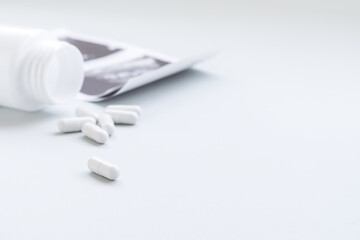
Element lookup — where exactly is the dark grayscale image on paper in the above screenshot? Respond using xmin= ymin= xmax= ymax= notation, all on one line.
xmin=81 ymin=56 xmax=169 ymax=96
xmin=60 ymin=37 xmax=122 ymax=61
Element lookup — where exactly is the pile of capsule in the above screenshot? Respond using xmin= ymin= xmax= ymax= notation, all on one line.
xmin=58 ymin=104 xmax=142 ymax=180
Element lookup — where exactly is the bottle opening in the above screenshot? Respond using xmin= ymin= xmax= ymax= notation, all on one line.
xmin=24 ymin=40 xmax=84 ymax=105
xmin=43 ymin=42 xmax=84 ymax=104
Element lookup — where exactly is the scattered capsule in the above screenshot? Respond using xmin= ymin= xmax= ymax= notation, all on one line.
xmin=105 ymin=109 xmax=139 ymax=125
xmin=106 ymin=105 xmax=142 ymax=116
xmin=88 ymin=157 xmax=120 ymax=180
xmin=58 ymin=117 xmax=96 ymax=133
xmin=76 ymin=106 xmax=99 ymax=119
xmin=82 ymin=122 xmax=109 ymax=144
xmin=98 ymin=113 xmax=115 ymax=135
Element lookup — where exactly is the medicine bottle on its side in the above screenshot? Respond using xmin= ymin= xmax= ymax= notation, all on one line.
xmin=0 ymin=26 xmax=84 ymax=111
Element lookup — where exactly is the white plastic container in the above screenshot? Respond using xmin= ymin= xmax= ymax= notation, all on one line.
xmin=0 ymin=26 xmax=84 ymax=111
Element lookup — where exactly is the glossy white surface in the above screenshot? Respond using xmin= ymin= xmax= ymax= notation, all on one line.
xmin=58 ymin=117 xmax=96 ymax=133
xmin=88 ymin=156 xmax=120 ymax=181
xmin=105 ymin=109 xmax=139 ymax=125
xmin=82 ymin=122 xmax=109 ymax=144
xmin=0 ymin=0 xmax=360 ymax=239
xmin=106 ymin=105 xmax=142 ymax=116
xmin=98 ymin=113 xmax=115 ymax=135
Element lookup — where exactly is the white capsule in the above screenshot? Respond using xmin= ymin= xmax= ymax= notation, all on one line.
xmin=58 ymin=117 xmax=96 ymax=133
xmin=82 ymin=122 xmax=109 ymax=144
xmin=88 ymin=157 xmax=119 ymax=180
xmin=104 ymin=109 xmax=139 ymax=125
xmin=76 ymin=106 xmax=99 ymax=119
xmin=106 ymin=105 xmax=142 ymax=116
xmin=98 ymin=113 xmax=115 ymax=135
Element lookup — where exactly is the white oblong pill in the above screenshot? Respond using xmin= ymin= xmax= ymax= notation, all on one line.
xmin=82 ymin=122 xmax=109 ymax=144
xmin=88 ymin=157 xmax=119 ymax=180
xmin=106 ymin=105 xmax=142 ymax=116
xmin=76 ymin=106 xmax=99 ymax=119
xmin=98 ymin=113 xmax=115 ymax=135
xmin=58 ymin=117 xmax=96 ymax=133
xmin=104 ymin=109 xmax=139 ymax=125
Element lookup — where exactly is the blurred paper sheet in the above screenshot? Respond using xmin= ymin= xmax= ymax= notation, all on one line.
xmin=52 ymin=30 xmax=212 ymax=101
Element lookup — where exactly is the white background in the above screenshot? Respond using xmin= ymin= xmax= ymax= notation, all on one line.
xmin=0 ymin=0 xmax=360 ymax=239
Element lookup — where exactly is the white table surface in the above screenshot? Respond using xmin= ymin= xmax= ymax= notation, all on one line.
xmin=1 ymin=0 xmax=360 ymax=239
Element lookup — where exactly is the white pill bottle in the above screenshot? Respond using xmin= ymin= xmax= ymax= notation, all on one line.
xmin=0 ymin=25 xmax=84 ymax=111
